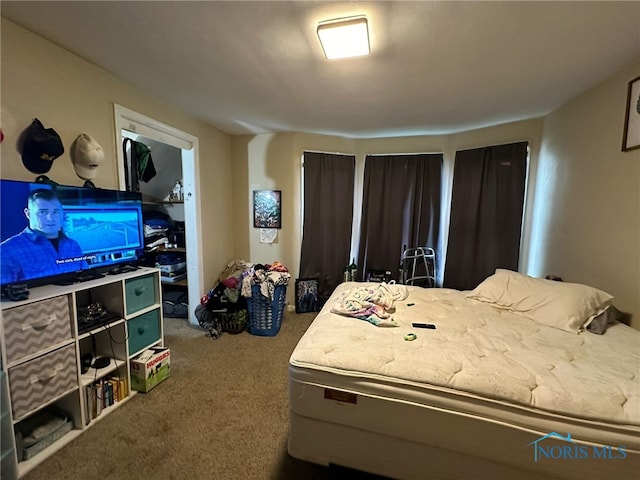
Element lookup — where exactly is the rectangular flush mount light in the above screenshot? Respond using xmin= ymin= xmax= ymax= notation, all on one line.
xmin=317 ymin=16 xmax=370 ymax=60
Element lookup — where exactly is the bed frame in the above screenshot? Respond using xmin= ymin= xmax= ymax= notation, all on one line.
xmin=289 ymin=367 xmax=638 ymax=479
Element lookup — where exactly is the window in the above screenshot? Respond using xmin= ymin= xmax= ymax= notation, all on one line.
xmin=357 ymin=154 xmax=442 ymax=281
xmin=444 ymin=142 xmax=529 ymax=290
xmin=299 ymin=151 xmax=355 ymax=301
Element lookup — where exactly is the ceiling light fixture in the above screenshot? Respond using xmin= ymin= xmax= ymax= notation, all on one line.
xmin=317 ymin=16 xmax=370 ymax=60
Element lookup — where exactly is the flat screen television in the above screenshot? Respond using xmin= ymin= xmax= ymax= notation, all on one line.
xmin=0 ymin=179 xmax=144 ymax=291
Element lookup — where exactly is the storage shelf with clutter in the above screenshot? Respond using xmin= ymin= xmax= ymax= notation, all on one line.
xmin=166 ymin=180 xmax=185 ymax=202
xmin=195 ymin=259 xmax=290 ymax=338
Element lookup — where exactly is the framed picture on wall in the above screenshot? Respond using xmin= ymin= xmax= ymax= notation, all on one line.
xmin=622 ymin=75 xmax=640 ymax=152
xmin=253 ymin=190 xmax=281 ymax=228
xmin=295 ymin=278 xmax=321 ymax=313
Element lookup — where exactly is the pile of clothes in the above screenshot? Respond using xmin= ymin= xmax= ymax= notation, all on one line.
xmin=142 ymin=210 xmax=186 ymax=252
xmin=330 ymin=282 xmax=408 ymax=327
xmin=240 ymin=261 xmax=290 ymax=301
xmin=195 ymin=259 xmax=290 ymax=338
xmin=162 ymin=289 xmax=189 ymax=318
xmin=156 ymin=251 xmax=187 ymax=284
xmin=143 ymin=212 xmax=172 ymax=251
xmin=139 ymin=209 xmax=187 ymax=283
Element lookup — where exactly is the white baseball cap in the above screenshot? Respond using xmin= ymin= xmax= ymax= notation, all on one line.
xmin=71 ymin=133 xmax=104 ymax=180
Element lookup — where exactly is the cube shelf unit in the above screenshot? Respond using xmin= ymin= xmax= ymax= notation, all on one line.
xmin=0 ymin=267 xmax=164 ymax=479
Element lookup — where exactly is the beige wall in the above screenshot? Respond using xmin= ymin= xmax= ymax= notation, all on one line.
xmin=231 ymin=120 xmax=544 ymax=306
xmin=230 ymin=133 xmax=359 ymax=277
xmin=0 ymin=18 xmax=235 ymax=291
xmin=533 ymin=60 xmax=640 ymax=326
xmin=231 ymin=62 xmax=640 ymax=328
xmin=3 ymin=18 xmax=638 ymax=328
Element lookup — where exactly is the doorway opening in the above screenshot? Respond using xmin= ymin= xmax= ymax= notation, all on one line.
xmin=113 ymin=104 xmax=203 ymax=326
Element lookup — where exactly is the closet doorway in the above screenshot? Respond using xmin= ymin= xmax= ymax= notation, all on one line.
xmin=113 ymin=104 xmax=203 ymax=326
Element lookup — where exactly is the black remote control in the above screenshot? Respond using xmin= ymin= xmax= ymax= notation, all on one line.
xmin=412 ymin=323 xmax=436 ymax=329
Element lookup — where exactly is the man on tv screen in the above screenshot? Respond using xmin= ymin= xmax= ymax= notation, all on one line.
xmin=0 ymin=188 xmax=86 ymax=285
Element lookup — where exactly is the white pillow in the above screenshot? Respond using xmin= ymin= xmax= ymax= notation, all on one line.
xmin=466 ymin=269 xmax=613 ymax=334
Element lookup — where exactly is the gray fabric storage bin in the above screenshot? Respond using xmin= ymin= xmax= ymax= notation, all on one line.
xmin=3 ymin=296 xmax=71 ymax=365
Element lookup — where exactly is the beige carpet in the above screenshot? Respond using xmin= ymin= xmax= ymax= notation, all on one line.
xmin=22 ymin=312 xmax=386 ymax=480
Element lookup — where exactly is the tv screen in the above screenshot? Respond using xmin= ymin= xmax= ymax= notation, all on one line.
xmin=0 ymin=179 xmax=144 ymax=289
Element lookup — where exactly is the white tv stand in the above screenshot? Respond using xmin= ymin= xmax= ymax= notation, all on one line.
xmin=0 ymin=267 xmax=164 ymax=479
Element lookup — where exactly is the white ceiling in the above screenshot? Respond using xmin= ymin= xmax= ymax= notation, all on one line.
xmin=2 ymin=1 xmax=639 ymax=138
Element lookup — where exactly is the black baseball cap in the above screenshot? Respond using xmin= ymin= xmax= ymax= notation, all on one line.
xmin=21 ymin=118 xmax=64 ymax=174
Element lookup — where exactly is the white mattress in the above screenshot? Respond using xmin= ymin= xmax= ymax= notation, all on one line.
xmin=289 ymin=282 xmax=640 ymax=450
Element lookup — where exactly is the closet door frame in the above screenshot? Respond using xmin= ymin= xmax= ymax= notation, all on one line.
xmin=113 ymin=103 xmax=203 ymax=326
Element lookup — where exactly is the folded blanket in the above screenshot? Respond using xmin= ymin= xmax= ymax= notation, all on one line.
xmin=330 ymin=282 xmax=408 ymax=327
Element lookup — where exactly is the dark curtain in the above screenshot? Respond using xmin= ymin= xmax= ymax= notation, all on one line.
xmin=357 ymin=154 xmax=442 ymax=282
xmin=299 ymin=151 xmax=355 ymax=301
xmin=443 ymin=141 xmax=528 ymax=290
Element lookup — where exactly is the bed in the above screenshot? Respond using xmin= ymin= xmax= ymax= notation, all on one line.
xmin=288 ymin=270 xmax=640 ymax=480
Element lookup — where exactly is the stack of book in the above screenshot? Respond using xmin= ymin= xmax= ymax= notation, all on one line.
xmin=84 ymin=375 xmax=128 ymax=423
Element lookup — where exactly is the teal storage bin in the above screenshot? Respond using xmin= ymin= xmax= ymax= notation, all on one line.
xmin=128 ymin=309 xmax=161 ymax=355
xmin=125 ymin=274 xmax=158 ymax=315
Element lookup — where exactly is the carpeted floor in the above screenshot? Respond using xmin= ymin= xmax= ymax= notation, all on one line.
xmin=21 ymin=312 xmax=387 ymax=480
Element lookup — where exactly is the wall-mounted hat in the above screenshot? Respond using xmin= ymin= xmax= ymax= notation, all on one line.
xmin=71 ymin=133 xmax=104 ymax=180
xmin=21 ymin=118 xmax=64 ymax=174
